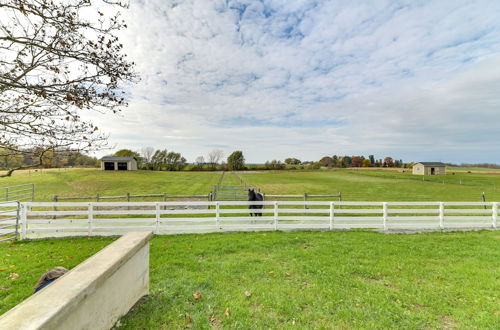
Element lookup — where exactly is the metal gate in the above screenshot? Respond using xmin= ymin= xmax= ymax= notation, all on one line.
xmin=212 ymin=184 xmax=256 ymax=201
xmin=0 ymin=201 xmax=20 ymax=242
xmin=0 ymin=183 xmax=35 ymax=202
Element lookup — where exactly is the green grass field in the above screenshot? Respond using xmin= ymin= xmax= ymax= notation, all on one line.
xmin=1 ymin=231 xmax=499 ymax=329
xmin=2 ymin=168 xmax=500 ymax=202
xmin=1 ymin=169 xmax=500 ymax=328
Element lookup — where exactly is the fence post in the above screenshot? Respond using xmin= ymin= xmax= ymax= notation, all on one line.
xmin=216 ymin=202 xmax=220 ymax=231
xmin=382 ymin=202 xmax=388 ymax=231
xmin=20 ymin=203 xmax=27 ymax=240
xmin=155 ymin=202 xmax=160 ymax=234
xmin=492 ymin=202 xmax=498 ymax=229
xmin=52 ymin=195 xmax=57 ymax=219
xmin=304 ymin=193 xmax=308 ymax=210
xmin=14 ymin=201 xmax=20 ymax=240
xmin=127 ymin=192 xmax=130 ymax=211
xmin=88 ymin=202 xmax=93 ymax=237
xmin=274 ymin=201 xmax=278 ymax=230
xmin=329 ymin=202 xmax=334 ymax=230
xmin=31 ymin=184 xmax=35 ymax=201
xmin=5 ymin=186 xmax=8 ymax=201
xmin=439 ymin=202 xmax=444 ymax=230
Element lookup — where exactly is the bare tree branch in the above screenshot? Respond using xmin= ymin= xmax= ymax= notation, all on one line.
xmin=0 ymin=0 xmax=137 ymax=176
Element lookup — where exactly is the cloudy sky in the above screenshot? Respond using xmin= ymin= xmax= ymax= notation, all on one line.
xmin=89 ymin=0 xmax=500 ymax=163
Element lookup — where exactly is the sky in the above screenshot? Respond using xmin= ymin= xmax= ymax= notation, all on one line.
xmin=87 ymin=0 xmax=500 ymax=163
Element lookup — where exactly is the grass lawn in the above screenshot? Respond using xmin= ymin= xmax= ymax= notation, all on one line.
xmin=0 ymin=169 xmax=222 ymax=202
xmin=1 ymin=168 xmax=500 ymax=202
xmin=1 ymin=231 xmax=499 ymax=329
xmin=237 ymin=170 xmax=500 ymax=201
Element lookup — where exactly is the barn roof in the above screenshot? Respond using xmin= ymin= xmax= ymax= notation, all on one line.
xmin=100 ymin=156 xmax=136 ymax=161
xmin=417 ymin=162 xmax=446 ymax=166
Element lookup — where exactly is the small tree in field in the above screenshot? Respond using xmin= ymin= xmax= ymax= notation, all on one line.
xmin=284 ymin=157 xmax=301 ymax=165
xmin=384 ymin=157 xmax=394 ymax=167
xmin=207 ymin=149 xmax=224 ymax=170
xmin=141 ymin=147 xmax=155 ymax=164
xmin=227 ymin=151 xmax=245 ymax=170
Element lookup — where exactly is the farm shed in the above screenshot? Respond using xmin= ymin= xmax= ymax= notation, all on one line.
xmin=100 ymin=156 xmax=138 ymax=171
xmin=412 ymin=162 xmax=446 ymax=175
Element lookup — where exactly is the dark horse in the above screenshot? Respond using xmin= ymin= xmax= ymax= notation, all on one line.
xmin=248 ymin=188 xmax=264 ymax=216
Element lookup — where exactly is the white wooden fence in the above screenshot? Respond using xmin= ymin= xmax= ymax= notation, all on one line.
xmin=0 ymin=201 xmax=19 ymax=241
xmin=17 ymin=201 xmax=498 ymax=239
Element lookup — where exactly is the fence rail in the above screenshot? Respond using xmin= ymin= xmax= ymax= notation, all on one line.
xmin=0 ymin=183 xmax=34 ymax=202
xmin=53 ymin=193 xmax=210 ymax=203
xmin=18 ymin=201 xmax=498 ymax=239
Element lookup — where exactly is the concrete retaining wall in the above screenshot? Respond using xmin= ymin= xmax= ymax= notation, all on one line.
xmin=0 ymin=231 xmax=152 ymax=330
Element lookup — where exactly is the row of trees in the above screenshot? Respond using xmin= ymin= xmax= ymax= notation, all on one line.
xmin=111 ymin=148 xmax=246 ymax=171
xmin=317 ymin=155 xmax=406 ymax=168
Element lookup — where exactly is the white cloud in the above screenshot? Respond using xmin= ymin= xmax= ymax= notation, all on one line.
xmin=86 ymin=0 xmax=500 ymax=163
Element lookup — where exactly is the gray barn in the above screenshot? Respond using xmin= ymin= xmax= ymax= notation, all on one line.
xmin=412 ymin=162 xmax=446 ymax=175
xmin=100 ymin=156 xmax=138 ymax=171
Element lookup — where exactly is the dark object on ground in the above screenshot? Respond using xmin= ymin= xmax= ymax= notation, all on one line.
xmin=34 ymin=267 xmax=68 ymax=293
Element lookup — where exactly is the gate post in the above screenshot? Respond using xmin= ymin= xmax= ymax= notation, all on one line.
xmin=14 ymin=201 xmax=20 ymax=240
xmin=20 ymin=203 xmax=27 ymax=240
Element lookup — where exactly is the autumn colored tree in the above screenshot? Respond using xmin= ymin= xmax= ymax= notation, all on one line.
xmin=384 ymin=157 xmax=394 ymax=167
xmin=362 ymin=159 xmax=372 ymax=167
xmin=319 ymin=156 xmax=333 ymax=167
xmin=0 ymin=0 xmax=137 ymax=176
xmin=351 ymin=156 xmax=363 ymax=167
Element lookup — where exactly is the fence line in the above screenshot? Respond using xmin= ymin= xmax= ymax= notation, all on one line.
xmin=18 ymin=201 xmax=498 ymax=239
xmin=52 ymin=193 xmax=210 ymax=203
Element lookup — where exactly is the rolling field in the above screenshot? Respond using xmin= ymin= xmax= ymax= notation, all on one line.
xmin=1 ymin=169 xmax=499 ymax=328
xmin=1 ymin=168 xmax=500 ymax=202
xmin=1 ymin=231 xmax=499 ymax=328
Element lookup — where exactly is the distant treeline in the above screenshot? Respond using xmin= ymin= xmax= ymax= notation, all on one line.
xmin=450 ymin=163 xmax=500 ymax=169
xmin=0 ymin=148 xmax=99 ymax=170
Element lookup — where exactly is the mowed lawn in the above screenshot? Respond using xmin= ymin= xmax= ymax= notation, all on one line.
xmin=238 ymin=170 xmax=500 ymax=201
xmin=2 ymin=168 xmax=500 ymax=202
xmin=0 ymin=169 xmax=221 ymax=201
xmin=1 ymin=231 xmax=499 ymax=328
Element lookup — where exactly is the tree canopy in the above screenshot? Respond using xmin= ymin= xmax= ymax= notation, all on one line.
xmin=227 ymin=151 xmax=245 ymax=170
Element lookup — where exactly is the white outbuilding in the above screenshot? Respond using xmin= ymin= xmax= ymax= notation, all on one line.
xmin=100 ymin=156 xmax=138 ymax=171
xmin=412 ymin=162 xmax=446 ymax=175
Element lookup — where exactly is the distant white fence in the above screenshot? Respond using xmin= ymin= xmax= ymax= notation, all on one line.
xmin=17 ymin=201 xmax=498 ymax=239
